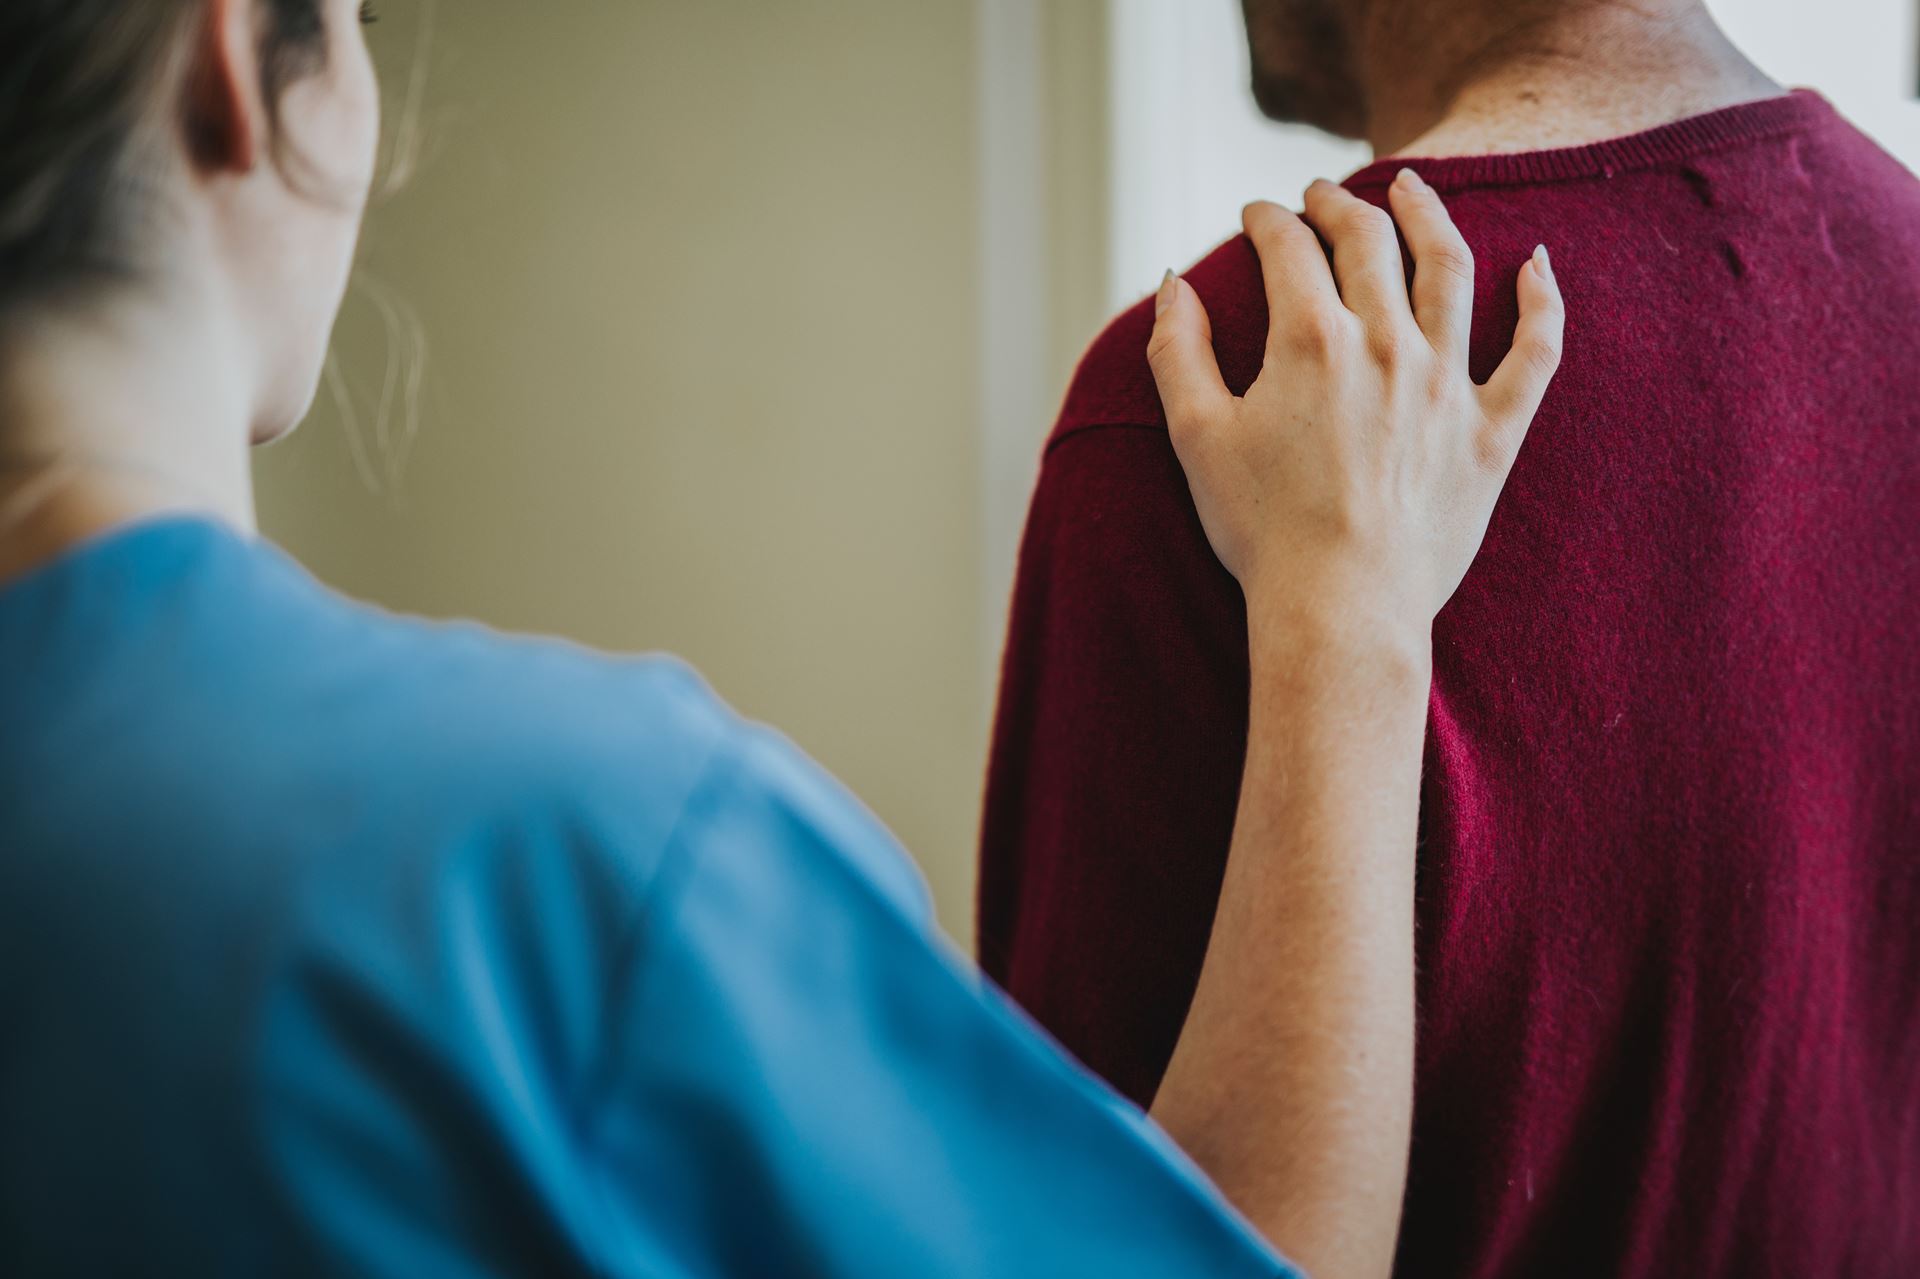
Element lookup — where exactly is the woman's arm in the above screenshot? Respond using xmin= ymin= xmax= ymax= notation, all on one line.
xmin=1145 ymin=172 xmax=1566 ymax=1279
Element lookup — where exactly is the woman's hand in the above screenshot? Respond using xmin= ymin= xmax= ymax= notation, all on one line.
xmin=1144 ymin=173 xmax=1564 ymax=1279
xmin=1147 ymin=170 xmax=1563 ymax=642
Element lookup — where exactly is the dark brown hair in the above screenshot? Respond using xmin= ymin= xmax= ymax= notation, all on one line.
xmin=0 ymin=0 xmax=331 ymax=311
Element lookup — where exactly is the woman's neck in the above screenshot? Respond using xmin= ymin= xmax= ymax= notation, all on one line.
xmin=0 ymin=289 xmax=258 ymax=585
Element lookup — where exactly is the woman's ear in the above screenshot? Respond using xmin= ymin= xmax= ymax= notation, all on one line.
xmin=183 ymin=0 xmax=267 ymax=173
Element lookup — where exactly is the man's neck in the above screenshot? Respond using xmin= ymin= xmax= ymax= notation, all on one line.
xmin=1359 ymin=1 xmax=1782 ymax=159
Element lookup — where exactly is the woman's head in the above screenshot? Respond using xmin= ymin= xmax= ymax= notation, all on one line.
xmin=0 ymin=0 xmax=380 ymax=442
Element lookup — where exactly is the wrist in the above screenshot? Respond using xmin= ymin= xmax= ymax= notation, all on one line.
xmin=1244 ymin=588 xmax=1434 ymax=695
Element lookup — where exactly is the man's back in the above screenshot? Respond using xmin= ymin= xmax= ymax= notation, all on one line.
xmin=982 ymin=91 xmax=1920 ymax=1276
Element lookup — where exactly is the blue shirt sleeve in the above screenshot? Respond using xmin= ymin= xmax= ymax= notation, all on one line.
xmin=582 ymin=722 xmax=1297 ymax=1278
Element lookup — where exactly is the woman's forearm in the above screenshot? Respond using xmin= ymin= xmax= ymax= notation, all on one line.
xmin=1140 ymin=173 xmax=1562 ymax=1277
xmin=1151 ymin=596 xmax=1429 ymax=1279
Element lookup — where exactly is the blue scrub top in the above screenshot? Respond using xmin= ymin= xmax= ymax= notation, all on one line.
xmin=0 ymin=518 xmax=1294 ymax=1278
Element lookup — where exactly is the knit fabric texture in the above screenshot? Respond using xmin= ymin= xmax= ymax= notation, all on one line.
xmin=980 ymin=90 xmax=1920 ymax=1277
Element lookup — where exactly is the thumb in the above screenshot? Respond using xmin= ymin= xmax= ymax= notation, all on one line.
xmin=1146 ymin=272 xmax=1231 ymax=449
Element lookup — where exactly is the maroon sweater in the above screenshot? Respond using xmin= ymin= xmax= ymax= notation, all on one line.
xmin=981 ymin=91 xmax=1920 ymax=1276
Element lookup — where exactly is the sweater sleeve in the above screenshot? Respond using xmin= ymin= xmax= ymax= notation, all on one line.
xmin=977 ymin=423 xmax=1255 ymax=1108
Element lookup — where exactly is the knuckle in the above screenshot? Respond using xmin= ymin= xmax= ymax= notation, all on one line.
xmin=1145 ymin=326 xmax=1180 ymax=368
xmin=1521 ymin=334 xmax=1563 ymax=378
xmin=1364 ymin=319 xmax=1405 ymax=365
xmin=1284 ymin=308 xmax=1346 ymax=358
xmin=1342 ymin=202 xmax=1395 ymax=242
xmin=1426 ymin=240 xmax=1475 ymax=284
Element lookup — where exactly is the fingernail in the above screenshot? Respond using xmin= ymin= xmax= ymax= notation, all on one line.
xmin=1155 ymin=269 xmax=1178 ymax=317
xmin=1395 ymin=166 xmax=1428 ymax=192
xmin=1532 ymin=244 xmax=1553 ymax=281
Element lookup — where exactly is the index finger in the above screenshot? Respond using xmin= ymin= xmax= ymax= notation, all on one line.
xmin=1241 ymin=200 xmax=1344 ymax=358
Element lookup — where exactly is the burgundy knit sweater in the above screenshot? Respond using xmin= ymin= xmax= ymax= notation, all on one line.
xmin=980 ymin=91 xmax=1920 ymax=1276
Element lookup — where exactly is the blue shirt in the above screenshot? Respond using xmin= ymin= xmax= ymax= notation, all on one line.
xmin=0 ymin=518 xmax=1292 ymax=1278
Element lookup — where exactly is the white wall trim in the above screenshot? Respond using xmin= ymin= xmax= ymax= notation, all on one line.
xmin=1106 ymin=0 xmax=1194 ymax=311
xmin=976 ymin=0 xmax=1051 ymax=703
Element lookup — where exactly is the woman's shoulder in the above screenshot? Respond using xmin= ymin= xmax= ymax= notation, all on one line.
xmin=29 ymin=521 xmax=754 ymax=878
xmin=349 ymin=614 xmax=935 ymax=932
xmin=262 ymin=567 xmax=745 ymax=855
xmin=7 ymin=515 xmax=935 ymax=959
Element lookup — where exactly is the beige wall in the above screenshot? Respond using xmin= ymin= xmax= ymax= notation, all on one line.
xmin=257 ymin=2 xmax=1000 ymax=938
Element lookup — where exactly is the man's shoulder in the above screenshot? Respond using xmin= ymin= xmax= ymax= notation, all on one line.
xmin=1051 ymin=234 xmax=1271 ymax=451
